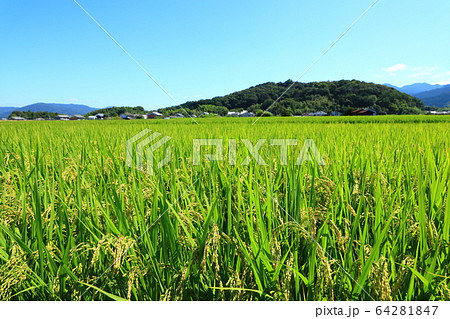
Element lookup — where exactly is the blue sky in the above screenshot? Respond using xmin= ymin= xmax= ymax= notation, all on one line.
xmin=1 ymin=0 xmax=449 ymax=109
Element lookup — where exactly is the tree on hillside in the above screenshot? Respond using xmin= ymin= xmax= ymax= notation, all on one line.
xmin=85 ymin=106 xmax=149 ymax=117
xmin=9 ymin=110 xmax=58 ymax=119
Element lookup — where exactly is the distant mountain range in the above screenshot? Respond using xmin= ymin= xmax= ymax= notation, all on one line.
xmin=384 ymin=83 xmax=444 ymax=96
xmin=0 ymin=103 xmax=98 ymax=118
xmin=0 ymin=107 xmax=21 ymax=118
xmin=414 ymin=85 xmax=450 ymax=108
xmin=385 ymin=83 xmax=450 ymax=108
xmin=1 ymin=81 xmax=449 ymax=118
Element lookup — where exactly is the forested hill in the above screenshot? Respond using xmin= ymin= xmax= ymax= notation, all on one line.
xmin=85 ymin=106 xmax=149 ymax=117
xmin=162 ymin=80 xmax=424 ymax=116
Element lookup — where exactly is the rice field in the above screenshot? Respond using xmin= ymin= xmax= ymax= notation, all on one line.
xmin=0 ymin=115 xmax=449 ymax=301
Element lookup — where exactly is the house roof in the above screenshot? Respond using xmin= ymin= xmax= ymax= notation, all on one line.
xmin=352 ymin=108 xmax=376 ymax=114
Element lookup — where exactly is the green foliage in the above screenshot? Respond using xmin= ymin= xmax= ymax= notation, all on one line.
xmin=9 ymin=110 xmax=58 ymax=119
xmin=255 ymin=110 xmax=273 ymax=117
xmin=162 ymin=80 xmax=424 ymax=116
xmin=197 ymin=105 xmax=229 ymax=116
xmin=161 ymin=104 xmax=229 ymax=117
xmin=85 ymin=106 xmax=149 ymax=117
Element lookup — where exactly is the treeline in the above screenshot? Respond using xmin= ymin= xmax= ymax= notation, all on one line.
xmin=85 ymin=106 xmax=148 ymax=117
xmin=161 ymin=80 xmax=425 ymax=116
xmin=9 ymin=110 xmax=58 ymax=119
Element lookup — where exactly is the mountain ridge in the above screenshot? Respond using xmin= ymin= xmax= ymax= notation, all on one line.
xmin=0 ymin=103 xmax=97 ymax=118
xmin=384 ymin=83 xmax=444 ymax=96
xmin=0 ymin=107 xmax=20 ymax=118
xmin=414 ymin=85 xmax=450 ymax=108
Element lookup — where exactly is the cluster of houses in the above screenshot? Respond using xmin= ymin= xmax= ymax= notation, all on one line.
xmin=428 ymin=110 xmax=450 ymax=115
xmin=120 ymin=110 xmax=257 ymax=120
xmin=226 ymin=110 xmax=256 ymax=117
xmin=1 ymin=108 xmax=395 ymax=121
xmin=300 ymin=108 xmax=376 ymax=117
xmin=56 ymin=114 xmax=105 ymax=120
xmin=120 ymin=111 xmax=177 ymax=120
xmin=4 ymin=113 xmax=105 ymax=121
xmin=303 ymin=111 xmax=329 ymax=116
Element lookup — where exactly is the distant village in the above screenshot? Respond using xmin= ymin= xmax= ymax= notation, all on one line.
xmin=2 ymin=107 xmax=449 ymax=121
xmin=2 ymin=108 xmax=378 ymax=121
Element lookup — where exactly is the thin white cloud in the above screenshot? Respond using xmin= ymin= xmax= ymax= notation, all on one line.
xmin=432 ymin=71 xmax=450 ymax=79
xmin=432 ymin=81 xmax=450 ymax=85
xmin=382 ymin=64 xmax=449 ymax=83
xmin=410 ymin=66 xmax=438 ymax=78
xmin=386 ymin=64 xmax=408 ymax=73
xmin=383 ymin=64 xmax=408 ymax=75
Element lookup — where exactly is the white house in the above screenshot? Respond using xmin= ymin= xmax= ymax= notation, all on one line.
xmin=120 ymin=113 xmax=140 ymax=120
xmin=310 ymin=111 xmax=327 ymax=116
xmin=171 ymin=113 xmax=185 ymax=118
xmin=239 ymin=110 xmax=255 ymax=117
xmin=56 ymin=114 xmax=70 ymax=120
xmin=430 ymin=111 xmax=450 ymax=115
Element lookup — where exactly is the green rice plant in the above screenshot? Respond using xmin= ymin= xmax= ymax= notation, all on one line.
xmin=0 ymin=115 xmax=448 ymax=300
